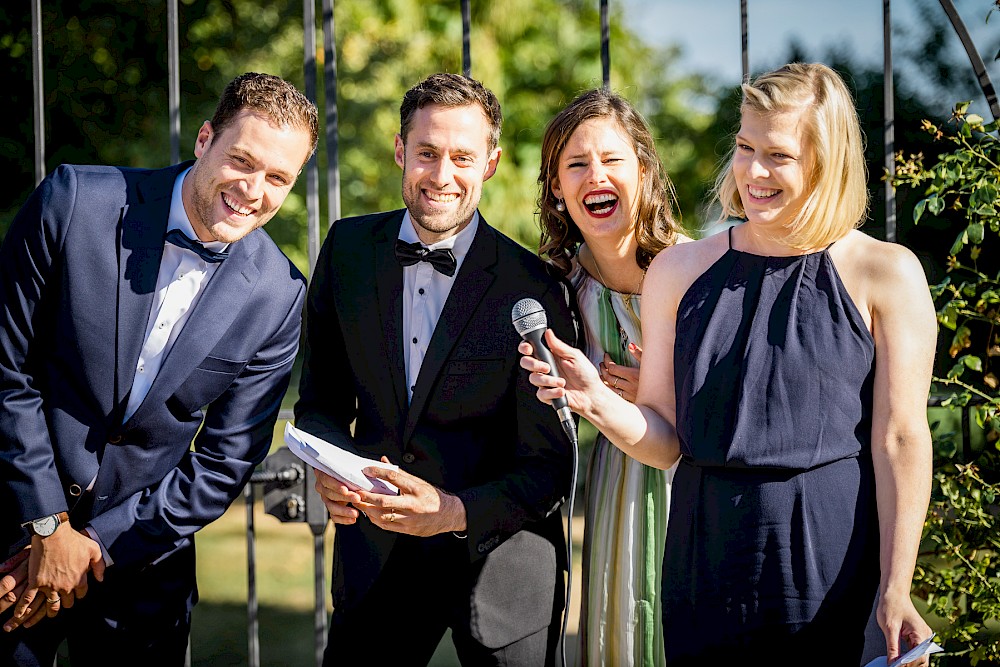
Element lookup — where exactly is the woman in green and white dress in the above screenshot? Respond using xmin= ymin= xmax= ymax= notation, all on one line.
xmin=536 ymin=88 xmax=687 ymax=665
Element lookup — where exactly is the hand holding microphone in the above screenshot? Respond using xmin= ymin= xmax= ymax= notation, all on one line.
xmin=512 ymin=297 xmax=591 ymax=446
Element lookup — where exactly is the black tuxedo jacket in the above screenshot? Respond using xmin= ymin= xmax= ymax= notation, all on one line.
xmin=0 ymin=163 xmax=306 ymax=569
xmin=294 ymin=209 xmax=576 ymax=648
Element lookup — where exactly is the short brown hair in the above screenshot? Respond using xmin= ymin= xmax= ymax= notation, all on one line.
xmin=713 ymin=62 xmax=868 ymax=249
xmin=537 ymin=88 xmax=681 ymax=277
xmin=399 ymin=73 xmax=503 ymax=153
xmin=211 ymin=72 xmax=319 ymax=163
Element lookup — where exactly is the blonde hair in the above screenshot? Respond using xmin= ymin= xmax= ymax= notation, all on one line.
xmin=714 ymin=62 xmax=869 ymax=249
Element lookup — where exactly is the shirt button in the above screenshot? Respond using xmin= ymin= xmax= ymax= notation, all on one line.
xmin=412 ymin=337 xmax=418 ymax=344
xmin=402 ymin=453 xmax=416 ymax=464
xmin=138 ymin=366 xmax=145 ymax=373
xmin=179 ymin=273 xmax=185 ymax=279
xmin=418 ymin=288 xmax=425 ymax=295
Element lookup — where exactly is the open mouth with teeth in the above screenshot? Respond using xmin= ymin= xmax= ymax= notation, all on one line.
xmin=222 ymin=192 xmax=254 ymax=217
xmin=747 ymin=185 xmax=780 ymax=201
xmin=425 ymin=191 xmax=460 ymax=205
xmin=583 ymin=192 xmax=619 ymax=217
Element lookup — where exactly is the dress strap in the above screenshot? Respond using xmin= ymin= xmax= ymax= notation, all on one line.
xmin=727 ymin=225 xmax=734 ymax=249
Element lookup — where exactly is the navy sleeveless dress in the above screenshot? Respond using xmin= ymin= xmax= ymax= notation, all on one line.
xmin=664 ymin=227 xmax=881 ymax=664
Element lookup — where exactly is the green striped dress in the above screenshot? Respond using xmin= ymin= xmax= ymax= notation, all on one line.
xmin=572 ymin=258 xmax=676 ymax=666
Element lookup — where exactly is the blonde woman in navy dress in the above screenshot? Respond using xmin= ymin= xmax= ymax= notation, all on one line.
xmin=519 ymin=63 xmax=935 ymax=665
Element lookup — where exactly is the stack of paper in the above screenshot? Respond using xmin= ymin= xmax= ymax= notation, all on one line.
xmin=284 ymin=422 xmax=399 ymax=495
xmin=863 ymin=635 xmax=944 ymax=667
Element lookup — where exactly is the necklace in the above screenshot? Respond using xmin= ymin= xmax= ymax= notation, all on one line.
xmin=590 ymin=256 xmax=645 ymax=351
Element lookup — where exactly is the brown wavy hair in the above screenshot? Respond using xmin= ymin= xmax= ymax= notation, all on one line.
xmin=537 ymin=88 xmax=680 ymax=277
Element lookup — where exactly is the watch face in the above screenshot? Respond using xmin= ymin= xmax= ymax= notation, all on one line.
xmin=32 ymin=514 xmax=59 ymax=537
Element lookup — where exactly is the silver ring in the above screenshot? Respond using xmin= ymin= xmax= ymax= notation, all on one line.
xmin=46 ymin=596 xmax=60 ymax=605
xmin=613 ymin=377 xmax=619 ymax=389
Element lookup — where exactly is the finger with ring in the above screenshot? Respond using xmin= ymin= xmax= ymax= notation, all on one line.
xmin=388 ymin=512 xmax=395 ymax=522
xmin=612 ymin=377 xmax=619 ymax=389
xmin=46 ymin=595 xmax=60 ymax=605
xmin=617 ymin=389 xmax=623 ymax=398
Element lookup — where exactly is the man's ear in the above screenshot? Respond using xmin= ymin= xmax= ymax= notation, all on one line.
xmin=482 ymin=146 xmax=502 ymax=182
xmin=394 ymin=135 xmax=405 ymax=170
xmin=193 ymin=121 xmax=213 ymax=159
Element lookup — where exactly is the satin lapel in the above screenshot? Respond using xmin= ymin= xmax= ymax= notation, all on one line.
xmin=114 ymin=168 xmax=179 ymax=415
xmin=403 ymin=221 xmax=498 ymax=444
xmin=373 ymin=214 xmax=408 ymax=417
xmin=125 ymin=231 xmax=261 ymax=426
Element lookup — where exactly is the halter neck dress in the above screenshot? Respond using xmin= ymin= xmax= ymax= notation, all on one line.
xmin=664 ymin=227 xmax=880 ymax=664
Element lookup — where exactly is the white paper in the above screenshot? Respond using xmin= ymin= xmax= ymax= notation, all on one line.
xmin=283 ymin=422 xmax=399 ymax=495
xmin=863 ymin=635 xmax=944 ymax=667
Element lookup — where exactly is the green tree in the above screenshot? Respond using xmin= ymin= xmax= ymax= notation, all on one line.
xmin=1 ymin=0 xmax=722 ymax=274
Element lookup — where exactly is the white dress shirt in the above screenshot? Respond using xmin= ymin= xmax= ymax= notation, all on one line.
xmin=399 ymin=211 xmax=479 ymax=403
xmin=122 ymin=167 xmax=228 ymax=422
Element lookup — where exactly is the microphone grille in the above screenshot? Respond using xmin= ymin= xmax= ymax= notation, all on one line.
xmin=511 ymin=297 xmax=547 ymax=336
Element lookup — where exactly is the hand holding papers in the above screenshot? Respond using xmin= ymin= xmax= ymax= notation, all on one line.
xmin=284 ymin=422 xmax=399 ymax=495
xmin=863 ymin=635 xmax=944 ymax=667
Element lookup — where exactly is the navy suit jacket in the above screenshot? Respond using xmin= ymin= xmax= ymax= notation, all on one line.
xmin=294 ymin=210 xmax=576 ymax=648
xmin=0 ymin=163 xmax=306 ymax=569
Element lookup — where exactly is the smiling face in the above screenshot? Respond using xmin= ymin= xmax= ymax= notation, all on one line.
xmin=395 ymin=103 xmax=501 ymax=244
xmin=732 ymin=106 xmax=814 ymax=233
xmin=183 ymin=109 xmax=312 ymax=244
xmin=551 ymin=117 xmax=642 ymax=247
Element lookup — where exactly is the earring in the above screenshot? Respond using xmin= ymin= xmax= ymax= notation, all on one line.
xmin=555 ymin=198 xmax=565 ymax=212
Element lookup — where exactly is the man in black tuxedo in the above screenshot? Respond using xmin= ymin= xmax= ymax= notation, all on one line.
xmin=294 ymin=73 xmax=575 ymax=665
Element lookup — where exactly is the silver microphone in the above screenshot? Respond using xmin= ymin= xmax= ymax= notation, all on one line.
xmin=512 ymin=298 xmax=578 ymax=446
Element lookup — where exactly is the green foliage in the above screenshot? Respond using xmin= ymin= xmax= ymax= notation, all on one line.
xmin=0 ymin=0 xmax=723 ymax=276
xmin=892 ymin=103 xmax=1000 ymax=664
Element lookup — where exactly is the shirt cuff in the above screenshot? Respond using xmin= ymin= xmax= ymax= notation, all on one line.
xmin=83 ymin=526 xmax=114 ymax=567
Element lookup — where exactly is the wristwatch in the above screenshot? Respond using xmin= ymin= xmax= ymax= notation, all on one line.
xmin=22 ymin=511 xmax=70 ymax=538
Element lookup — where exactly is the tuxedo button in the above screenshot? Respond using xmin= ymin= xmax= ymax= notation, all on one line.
xmin=401 ymin=453 xmax=416 ymax=464
xmin=108 ymin=434 xmax=123 ymax=444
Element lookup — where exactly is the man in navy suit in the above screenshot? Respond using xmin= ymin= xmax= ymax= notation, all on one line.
xmin=295 ymin=73 xmax=575 ymax=665
xmin=0 ymin=72 xmax=316 ymax=665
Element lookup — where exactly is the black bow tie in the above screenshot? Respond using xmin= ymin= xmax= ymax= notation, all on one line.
xmin=394 ymin=239 xmax=457 ymax=277
xmin=164 ymin=229 xmax=229 ymax=263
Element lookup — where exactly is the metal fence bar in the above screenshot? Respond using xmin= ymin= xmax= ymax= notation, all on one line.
xmin=31 ymin=0 xmax=44 ymax=186
xmin=322 ymin=0 xmax=341 ymax=230
xmin=740 ymin=0 xmax=749 ymax=83
xmin=883 ymin=0 xmax=896 ymax=243
xmin=600 ymin=0 xmax=610 ymax=90
xmin=938 ymin=0 xmax=1000 ymax=123
xmin=245 ymin=483 xmax=261 ymax=667
xmin=461 ymin=0 xmax=471 ymax=77
xmin=167 ymin=0 xmax=181 ymax=165
xmin=304 ymin=0 xmax=321 ymax=275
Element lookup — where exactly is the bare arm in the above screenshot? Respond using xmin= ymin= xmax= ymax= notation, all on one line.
xmin=867 ymin=242 xmax=936 ymax=663
xmin=520 ymin=242 xmax=710 ymax=469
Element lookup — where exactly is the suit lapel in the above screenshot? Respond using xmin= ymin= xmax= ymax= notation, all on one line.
xmin=373 ymin=214 xmax=408 ymax=418
xmin=114 ymin=166 xmax=183 ymax=417
xmin=403 ymin=219 xmax=498 ymax=444
xmin=126 ymin=232 xmax=261 ymax=425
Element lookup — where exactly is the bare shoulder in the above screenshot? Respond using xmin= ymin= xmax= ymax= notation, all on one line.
xmin=836 ymin=230 xmax=927 ymax=292
xmin=647 ymin=227 xmax=730 ymax=306
xmin=833 ymin=230 xmax=934 ymax=332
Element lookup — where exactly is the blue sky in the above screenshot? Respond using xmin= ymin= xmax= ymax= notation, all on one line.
xmin=619 ymin=0 xmax=1000 ymax=117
